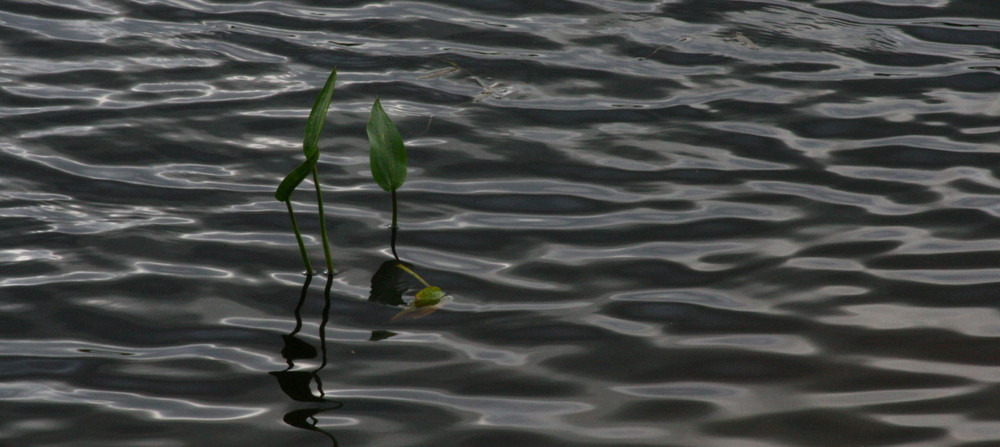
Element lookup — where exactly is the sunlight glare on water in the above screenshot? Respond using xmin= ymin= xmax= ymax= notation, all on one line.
xmin=2 ymin=0 xmax=1000 ymax=446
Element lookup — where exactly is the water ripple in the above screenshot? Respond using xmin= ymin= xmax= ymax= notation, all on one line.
xmin=0 ymin=381 xmax=266 ymax=421
xmin=321 ymin=388 xmax=591 ymax=428
xmin=0 ymin=142 xmax=269 ymax=192
xmin=4 ymin=0 xmax=1000 ymax=446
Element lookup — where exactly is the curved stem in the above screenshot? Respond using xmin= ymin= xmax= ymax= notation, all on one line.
xmin=390 ymin=189 xmax=399 ymax=261
xmin=291 ymin=274 xmax=313 ymax=337
xmin=285 ymin=201 xmax=313 ymax=274
xmin=394 ymin=263 xmax=431 ymax=288
xmin=311 ymin=168 xmax=335 ymax=275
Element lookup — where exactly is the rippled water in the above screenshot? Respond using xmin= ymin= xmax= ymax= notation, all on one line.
xmin=3 ymin=0 xmax=1000 ymax=446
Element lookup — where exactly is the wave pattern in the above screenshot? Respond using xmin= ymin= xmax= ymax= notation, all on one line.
xmin=2 ymin=0 xmax=1000 ymax=446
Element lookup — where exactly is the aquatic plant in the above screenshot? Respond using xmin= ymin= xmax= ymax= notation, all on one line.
xmin=368 ymin=258 xmax=448 ymax=322
xmin=272 ymin=75 xmax=448 ymax=320
xmin=363 ymin=98 xmax=449 ymax=319
xmin=393 ymin=263 xmax=443 ymax=306
xmin=275 ymin=69 xmax=338 ymax=275
xmin=390 ymin=268 xmax=448 ymax=322
xmin=366 ymin=97 xmax=407 ymax=261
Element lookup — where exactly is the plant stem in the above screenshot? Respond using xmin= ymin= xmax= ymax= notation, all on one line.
xmin=390 ymin=188 xmax=399 ymax=261
xmin=311 ymin=168 xmax=335 ymax=275
xmin=291 ymin=273 xmax=313 ymax=337
xmin=395 ymin=263 xmax=431 ymax=288
xmin=285 ymin=201 xmax=313 ymax=274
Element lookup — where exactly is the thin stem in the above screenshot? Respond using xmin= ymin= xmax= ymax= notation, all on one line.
xmin=286 ymin=201 xmax=313 ymax=274
xmin=290 ymin=274 xmax=313 ymax=337
xmin=395 ymin=263 xmax=431 ymax=288
xmin=311 ymin=168 xmax=335 ymax=275
xmin=390 ymin=189 xmax=399 ymax=261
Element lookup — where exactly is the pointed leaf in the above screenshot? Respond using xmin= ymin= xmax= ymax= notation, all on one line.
xmin=303 ymin=69 xmax=337 ymax=159
xmin=367 ymin=98 xmax=407 ymax=192
xmin=274 ymin=152 xmax=319 ymax=201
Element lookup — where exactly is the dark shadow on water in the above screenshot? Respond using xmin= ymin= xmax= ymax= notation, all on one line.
xmin=368 ymin=258 xmax=450 ymax=327
xmin=271 ymin=274 xmax=343 ymax=446
xmin=271 ymin=226 xmax=450 ymax=445
xmin=368 ymin=259 xmax=415 ymax=307
xmin=367 ymin=201 xmax=451 ymax=326
xmin=284 ymin=407 xmax=343 ymax=447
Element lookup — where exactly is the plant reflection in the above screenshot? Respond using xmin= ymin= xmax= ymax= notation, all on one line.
xmin=272 ymin=226 xmax=451 ymax=445
xmin=271 ymin=275 xmax=342 ymax=446
xmin=283 ymin=408 xmax=342 ymax=446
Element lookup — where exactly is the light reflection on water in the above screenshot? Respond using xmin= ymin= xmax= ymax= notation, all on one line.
xmin=2 ymin=0 xmax=1000 ymax=446
xmin=0 ymin=381 xmax=268 ymax=421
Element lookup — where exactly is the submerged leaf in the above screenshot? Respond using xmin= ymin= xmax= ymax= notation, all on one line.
xmin=390 ymin=295 xmax=451 ymax=322
xmin=274 ymin=152 xmax=319 ymax=201
xmin=724 ymin=32 xmax=759 ymax=50
xmin=417 ymin=66 xmax=460 ymax=80
xmin=303 ymin=69 xmax=338 ymax=159
xmin=367 ymin=97 xmax=407 ymax=192
xmin=414 ymin=286 xmax=445 ymax=307
xmin=274 ymin=68 xmax=335 ymax=202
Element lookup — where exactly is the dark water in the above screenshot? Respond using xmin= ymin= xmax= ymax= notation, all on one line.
xmin=3 ymin=0 xmax=1000 ymax=445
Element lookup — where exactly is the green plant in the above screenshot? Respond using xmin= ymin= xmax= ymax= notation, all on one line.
xmin=394 ymin=263 xmax=444 ymax=307
xmin=368 ymin=260 xmax=446 ymax=311
xmin=366 ymin=97 xmax=408 ymax=261
xmin=275 ymin=68 xmax=338 ymax=275
xmin=362 ymin=102 xmax=448 ymax=319
xmin=390 ymin=265 xmax=449 ymax=321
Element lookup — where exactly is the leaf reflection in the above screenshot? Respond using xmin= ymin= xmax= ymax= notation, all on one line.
xmin=284 ymin=408 xmax=342 ymax=447
xmin=368 ymin=260 xmax=413 ymax=306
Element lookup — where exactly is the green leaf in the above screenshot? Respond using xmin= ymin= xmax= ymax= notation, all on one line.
xmin=390 ymin=293 xmax=450 ymax=322
xmin=414 ymin=286 xmax=445 ymax=308
xmin=303 ymin=69 xmax=338 ymax=159
xmin=274 ymin=152 xmax=319 ymax=201
xmin=367 ymin=97 xmax=407 ymax=192
xmin=274 ymin=68 xmax=335 ymax=202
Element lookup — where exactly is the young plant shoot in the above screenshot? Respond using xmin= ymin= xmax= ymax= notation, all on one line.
xmin=385 ymin=262 xmax=447 ymax=321
xmin=366 ymin=97 xmax=407 ymax=261
xmin=275 ymin=68 xmax=338 ymax=275
xmin=364 ymin=98 xmax=450 ymax=321
xmin=395 ymin=263 xmax=445 ymax=306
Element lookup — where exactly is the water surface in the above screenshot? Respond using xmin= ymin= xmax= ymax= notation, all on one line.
xmin=3 ymin=1 xmax=1000 ymax=446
